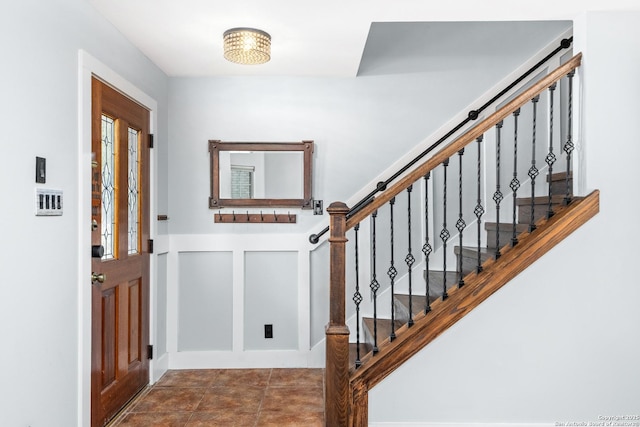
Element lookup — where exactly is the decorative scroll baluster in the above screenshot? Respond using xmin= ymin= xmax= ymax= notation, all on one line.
xmin=387 ymin=198 xmax=397 ymax=342
xmin=493 ymin=121 xmax=504 ymax=259
xmin=369 ymin=210 xmax=380 ymax=353
xmin=528 ymin=95 xmax=540 ymax=232
xmin=546 ymin=83 xmax=557 ymax=219
xmin=456 ymin=149 xmax=466 ymax=287
xmin=564 ymin=70 xmax=575 ymax=205
xmin=440 ymin=160 xmax=450 ymax=300
xmin=422 ymin=173 xmax=432 ymax=314
xmin=405 ymin=186 xmax=415 ymax=327
xmin=352 ymin=223 xmax=362 ymax=368
xmin=510 ymin=108 xmax=521 ymax=247
xmin=475 ymin=135 xmax=485 ymax=273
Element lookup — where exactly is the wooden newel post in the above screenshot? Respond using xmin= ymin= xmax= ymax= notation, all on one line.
xmin=325 ymin=201 xmax=350 ymax=427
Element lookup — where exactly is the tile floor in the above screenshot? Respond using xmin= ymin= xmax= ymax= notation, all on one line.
xmin=108 ymin=368 xmax=325 ymax=427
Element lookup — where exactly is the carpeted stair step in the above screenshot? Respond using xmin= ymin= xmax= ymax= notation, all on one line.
xmin=454 ymin=246 xmax=494 ymax=275
xmin=362 ymin=317 xmax=403 ymax=348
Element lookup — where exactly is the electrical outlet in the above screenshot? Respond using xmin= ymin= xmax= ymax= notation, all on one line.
xmin=264 ymin=324 xmax=273 ymax=339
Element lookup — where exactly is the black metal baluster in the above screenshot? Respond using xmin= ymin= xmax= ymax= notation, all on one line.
xmin=456 ymin=149 xmax=466 ymax=287
xmin=546 ymin=83 xmax=557 ymax=219
xmin=475 ymin=135 xmax=485 ymax=273
xmin=405 ymin=186 xmax=415 ymax=327
xmin=564 ymin=71 xmax=575 ymax=205
xmin=352 ymin=223 xmax=362 ymax=368
xmin=422 ymin=173 xmax=432 ymax=314
xmin=510 ymin=108 xmax=521 ymax=247
xmin=387 ymin=198 xmax=397 ymax=342
xmin=369 ymin=210 xmax=380 ymax=354
xmin=440 ymin=160 xmax=450 ymax=300
xmin=493 ymin=121 xmax=504 ymax=259
xmin=528 ymin=95 xmax=540 ymax=232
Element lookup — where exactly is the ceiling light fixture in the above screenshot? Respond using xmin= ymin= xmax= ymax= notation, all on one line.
xmin=223 ymin=27 xmax=271 ymax=65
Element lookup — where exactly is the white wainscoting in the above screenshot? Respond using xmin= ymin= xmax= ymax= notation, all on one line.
xmin=165 ymin=233 xmax=324 ymax=369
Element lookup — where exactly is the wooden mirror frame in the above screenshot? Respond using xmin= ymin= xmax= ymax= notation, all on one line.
xmin=209 ymin=140 xmax=314 ymax=209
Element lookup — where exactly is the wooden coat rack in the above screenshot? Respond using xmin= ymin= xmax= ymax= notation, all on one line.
xmin=214 ymin=211 xmax=297 ymax=224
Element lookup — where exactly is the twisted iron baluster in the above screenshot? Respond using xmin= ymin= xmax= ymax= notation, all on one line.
xmin=387 ymin=197 xmax=397 ymax=341
xmin=510 ymin=108 xmax=521 ymax=247
xmin=405 ymin=186 xmax=415 ymax=327
xmin=475 ymin=135 xmax=485 ymax=273
xmin=440 ymin=160 xmax=450 ymax=300
xmin=352 ymin=223 xmax=362 ymax=368
xmin=564 ymin=70 xmax=575 ymax=205
xmin=493 ymin=121 xmax=504 ymax=259
xmin=369 ymin=210 xmax=380 ymax=354
xmin=528 ymin=95 xmax=540 ymax=232
xmin=546 ymin=83 xmax=557 ymax=219
xmin=422 ymin=173 xmax=432 ymax=314
xmin=456 ymin=149 xmax=466 ymax=287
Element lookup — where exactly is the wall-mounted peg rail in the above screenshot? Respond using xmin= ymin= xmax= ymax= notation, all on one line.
xmin=214 ymin=211 xmax=297 ymax=224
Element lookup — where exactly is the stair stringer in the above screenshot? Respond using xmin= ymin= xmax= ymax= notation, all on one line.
xmin=347 ymin=190 xmax=599 ymax=427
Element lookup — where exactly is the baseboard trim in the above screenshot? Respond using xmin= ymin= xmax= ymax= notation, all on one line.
xmin=369 ymin=423 xmax=554 ymax=427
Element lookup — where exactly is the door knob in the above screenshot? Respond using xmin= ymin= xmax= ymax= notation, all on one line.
xmin=91 ymin=272 xmax=106 ymax=283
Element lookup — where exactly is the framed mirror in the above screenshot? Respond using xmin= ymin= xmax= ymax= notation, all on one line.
xmin=209 ymin=140 xmax=314 ymax=209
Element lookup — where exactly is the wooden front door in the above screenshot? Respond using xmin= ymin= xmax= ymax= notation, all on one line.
xmin=91 ymin=77 xmax=150 ymax=427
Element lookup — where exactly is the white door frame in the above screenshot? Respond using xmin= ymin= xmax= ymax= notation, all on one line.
xmin=77 ymin=50 xmax=159 ymax=427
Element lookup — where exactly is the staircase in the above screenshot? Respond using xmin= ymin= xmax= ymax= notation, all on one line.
xmin=322 ymin=52 xmax=600 ymax=427
xmin=358 ymin=171 xmax=573 ymax=360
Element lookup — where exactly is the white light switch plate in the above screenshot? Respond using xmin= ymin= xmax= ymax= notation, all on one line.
xmin=35 ymin=188 xmax=63 ymax=216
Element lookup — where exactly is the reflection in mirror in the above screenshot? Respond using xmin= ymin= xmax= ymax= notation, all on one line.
xmin=219 ymin=151 xmax=304 ymax=199
xmin=209 ymin=141 xmax=313 ymax=209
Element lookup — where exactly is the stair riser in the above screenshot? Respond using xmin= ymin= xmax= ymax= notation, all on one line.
xmin=394 ymin=299 xmax=411 ymax=324
xmin=457 ymin=250 xmax=493 ymax=275
xmin=550 ymin=179 xmax=573 ymax=196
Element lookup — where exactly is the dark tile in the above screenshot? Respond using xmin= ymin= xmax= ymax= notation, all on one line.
xmin=269 ymin=368 xmax=323 ymax=388
xmin=114 ymin=412 xmax=191 ymax=427
xmin=156 ymin=369 xmax=218 ymax=388
xmin=211 ymin=368 xmax=271 ymax=387
xmin=256 ymin=411 xmax=324 ymax=427
xmin=196 ymin=386 xmax=264 ymax=414
xmin=261 ymin=386 xmax=324 ymax=414
xmin=186 ymin=412 xmax=257 ymax=427
xmin=130 ymin=387 xmax=205 ymax=413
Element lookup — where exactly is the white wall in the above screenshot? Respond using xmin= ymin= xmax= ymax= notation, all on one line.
xmin=369 ymin=11 xmax=640 ymax=424
xmin=0 ymin=1 xmax=168 ymax=426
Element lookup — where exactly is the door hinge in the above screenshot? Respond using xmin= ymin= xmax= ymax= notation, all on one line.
xmin=149 ymin=134 xmax=154 ymax=148
xmin=148 ymin=239 xmax=154 ymax=254
xmin=147 ymin=344 xmax=153 ymax=360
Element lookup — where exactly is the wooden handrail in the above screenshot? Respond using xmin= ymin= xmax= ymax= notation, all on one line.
xmin=345 ymin=53 xmax=582 ymax=232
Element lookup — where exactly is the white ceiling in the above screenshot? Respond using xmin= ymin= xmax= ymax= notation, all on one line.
xmin=88 ymin=0 xmax=640 ymax=77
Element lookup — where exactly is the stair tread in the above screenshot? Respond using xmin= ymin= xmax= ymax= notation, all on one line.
xmin=454 ymin=245 xmax=493 ymax=257
xmin=484 ymin=222 xmax=529 ymax=232
xmin=516 ymin=194 xmax=566 ymax=205
xmin=547 ymin=171 xmax=573 ymax=182
xmin=394 ymin=293 xmax=445 ymax=316
xmin=363 ymin=317 xmax=404 ymax=343
xmin=349 ymin=342 xmax=372 ymax=368
xmin=423 ymin=270 xmax=458 ymax=294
